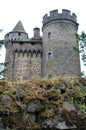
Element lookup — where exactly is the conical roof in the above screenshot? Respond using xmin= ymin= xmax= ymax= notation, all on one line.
xmin=12 ymin=21 xmax=25 ymax=32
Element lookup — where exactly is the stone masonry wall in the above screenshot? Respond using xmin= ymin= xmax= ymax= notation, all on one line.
xmin=30 ymin=52 xmax=42 ymax=79
xmin=5 ymin=42 xmax=42 ymax=81
xmin=42 ymin=10 xmax=80 ymax=77
xmin=13 ymin=51 xmax=42 ymax=81
xmin=13 ymin=52 xmax=30 ymax=81
xmin=5 ymin=42 xmax=14 ymax=81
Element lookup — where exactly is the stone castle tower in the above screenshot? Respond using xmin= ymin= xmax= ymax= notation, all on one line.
xmin=5 ymin=9 xmax=80 ymax=81
xmin=42 ymin=9 xmax=80 ymax=77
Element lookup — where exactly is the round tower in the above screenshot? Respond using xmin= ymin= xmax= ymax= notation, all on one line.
xmin=5 ymin=21 xmax=29 ymax=42
xmin=5 ymin=21 xmax=29 ymax=81
xmin=42 ymin=9 xmax=80 ymax=77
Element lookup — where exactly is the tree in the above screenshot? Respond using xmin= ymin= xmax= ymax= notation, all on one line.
xmin=77 ymin=32 xmax=86 ymax=65
xmin=0 ymin=29 xmax=4 ymax=48
xmin=0 ymin=40 xmax=6 ymax=79
xmin=0 ymin=29 xmax=8 ymax=79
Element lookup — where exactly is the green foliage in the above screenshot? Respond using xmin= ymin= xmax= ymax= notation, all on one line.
xmin=0 ymin=77 xmax=86 ymax=111
xmin=0 ymin=29 xmax=4 ymax=48
xmin=77 ymin=32 xmax=86 ymax=65
xmin=0 ymin=40 xmax=4 ymax=48
xmin=0 ymin=62 xmax=9 ymax=79
xmin=32 ymin=124 xmax=41 ymax=130
xmin=0 ymin=30 xmax=7 ymax=79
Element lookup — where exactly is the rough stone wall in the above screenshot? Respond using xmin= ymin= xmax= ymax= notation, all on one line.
xmin=13 ymin=52 xmax=42 ymax=81
xmin=5 ymin=42 xmax=14 ymax=81
xmin=42 ymin=10 xmax=80 ymax=77
xmin=0 ymin=78 xmax=86 ymax=129
xmin=13 ymin=52 xmax=30 ymax=81
xmin=15 ymin=43 xmax=42 ymax=81
xmin=5 ymin=32 xmax=28 ymax=41
xmin=30 ymin=52 xmax=42 ymax=79
xmin=5 ymin=42 xmax=42 ymax=81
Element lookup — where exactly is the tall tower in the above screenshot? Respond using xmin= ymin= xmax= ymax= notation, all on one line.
xmin=42 ymin=9 xmax=80 ymax=77
xmin=5 ymin=21 xmax=42 ymax=81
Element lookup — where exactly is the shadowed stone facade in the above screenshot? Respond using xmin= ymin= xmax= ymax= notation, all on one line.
xmin=5 ymin=9 xmax=80 ymax=81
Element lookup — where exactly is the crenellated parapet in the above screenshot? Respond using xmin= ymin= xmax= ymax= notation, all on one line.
xmin=14 ymin=48 xmax=42 ymax=57
xmin=42 ymin=9 xmax=78 ymax=28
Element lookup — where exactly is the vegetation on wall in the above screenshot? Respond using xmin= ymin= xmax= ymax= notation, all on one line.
xmin=0 ymin=77 xmax=86 ymax=129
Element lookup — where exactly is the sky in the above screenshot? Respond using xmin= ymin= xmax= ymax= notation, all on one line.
xmin=0 ymin=0 xmax=86 ymax=74
xmin=0 ymin=0 xmax=86 ymax=38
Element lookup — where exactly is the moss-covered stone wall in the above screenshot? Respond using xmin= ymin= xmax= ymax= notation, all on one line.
xmin=0 ymin=77 xmax=86 ymax=129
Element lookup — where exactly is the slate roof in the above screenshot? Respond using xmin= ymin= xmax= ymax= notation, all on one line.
xmin=12 ymin=21 xmax=25 ymax=32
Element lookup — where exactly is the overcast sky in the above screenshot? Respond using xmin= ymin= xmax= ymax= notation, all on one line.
xmin=0 ymin=0 xmax=86 ymax=38
xmin=0 ymin=0 xmax=86 ymax=74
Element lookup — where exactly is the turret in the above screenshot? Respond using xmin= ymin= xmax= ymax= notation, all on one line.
xmin=31 ymin=27 xmax=42 ymax=41
xmin=5 ymin=21 xmax=29 ymax=42
xmin=33 ymin=27 xmax=40 ymax=39
xmin=42 ymin=9 xmax=80 ymax=77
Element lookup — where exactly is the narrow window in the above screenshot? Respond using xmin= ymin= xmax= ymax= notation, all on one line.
xmin=48 ymin=32 xmax=51 ymax=38
xmin=48 ymin=52 xmax=51 ymax=59
xmin=18 ymin=32 xmax=21 ymax=36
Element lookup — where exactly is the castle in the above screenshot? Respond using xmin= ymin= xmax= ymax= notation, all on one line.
xmin=5 ymin=9 xmax=80 ymax=81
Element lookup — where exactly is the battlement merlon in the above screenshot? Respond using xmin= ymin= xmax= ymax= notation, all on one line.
xmin=42 ymin=9 xmax=79 ymax=28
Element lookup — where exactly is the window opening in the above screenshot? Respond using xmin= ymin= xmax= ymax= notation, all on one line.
xmin=48 ymin=52 xmax=51 ymax=59
xmin=18 ymin=32 xmax=21 ymax=36
xmin=48 ymin=32 xmax=51 ymax=38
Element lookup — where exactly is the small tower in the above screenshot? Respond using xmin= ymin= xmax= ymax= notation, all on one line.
xmin=5 ymin=21 xmax=42 ymax=81
xmin=5 ymin=21 xmax=29 ymax=42
xmin=42 ymin=9 xmax=80 ymax=77
xmin=33 ymin=27 xmax=41 ymax=40
xmin=5 ymin=21 xmax=29 ymax=81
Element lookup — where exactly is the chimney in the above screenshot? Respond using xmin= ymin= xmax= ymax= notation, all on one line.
xmin=33 ymin=27 xmax=40 ymax=39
